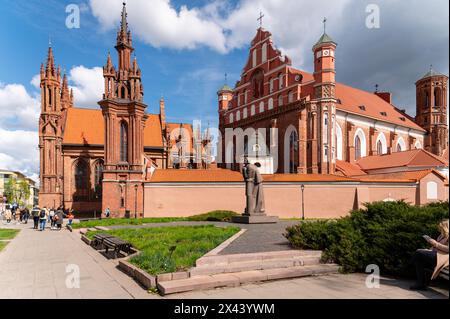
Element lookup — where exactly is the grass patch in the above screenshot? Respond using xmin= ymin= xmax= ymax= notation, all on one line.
xmin=187 ymin=210 xmax=238 ymax=222
xmin=0 ymin=229 xmax=20 ymax=240
xmin=72 ymin=217 xmax=185 ymax=229
xmin=0 ymin=229 xmax=20 ymax=252
xmin=73 ymin=210 xmax=239 ymax=229
xmin=87 ymin=225 xmax=240 ymax=275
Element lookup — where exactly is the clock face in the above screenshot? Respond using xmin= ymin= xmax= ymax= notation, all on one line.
xmin=223 ymin=95 xmax=228 ymax=101
xmin=323 ymin=49 xmax=330 ymax=56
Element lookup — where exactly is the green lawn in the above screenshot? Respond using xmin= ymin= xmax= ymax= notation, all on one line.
xmin=87 ymin=225 xmax=240 ymax=275
xmin=0 ymin=229 xmax=20 ymax=240
xmin=0 ymin=229 xmax=20 ymax=251
xmin=72 ymin=217 xmax=185 ymax=229
xmin=73 ymin=210 xmax=238 ymax=229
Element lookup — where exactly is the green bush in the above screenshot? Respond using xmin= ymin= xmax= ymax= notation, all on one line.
xmin=187 ymin=210 xmax=238 ymax=222
xmin=285 ymin=201 xmax=449 ymax=276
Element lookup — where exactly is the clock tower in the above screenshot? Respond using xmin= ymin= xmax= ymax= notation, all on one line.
xmin=307 ymin=19 xmax=337 ymax=174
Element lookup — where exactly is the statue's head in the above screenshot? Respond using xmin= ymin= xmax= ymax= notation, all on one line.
xmin=254 ymin=162 xmax=261 ymax=168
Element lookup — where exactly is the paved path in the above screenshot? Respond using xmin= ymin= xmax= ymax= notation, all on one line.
xmin=108 ymin=220 xmax=300 ymax=254
xmin=0 ymin=222 xmax=154 ymax=299
xmin=0 ymin=222 xmax=447 ymax=299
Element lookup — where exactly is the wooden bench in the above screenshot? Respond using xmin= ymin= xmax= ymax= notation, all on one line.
xmin=103 ymin=236 xmax=133 ymax=259
xmin=91 ymin=233 xmax=115 ymax=249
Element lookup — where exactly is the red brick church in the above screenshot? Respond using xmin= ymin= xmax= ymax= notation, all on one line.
xmin=38 ymin=3 xmax=212 ymax=215
xmin=217 ymin=24 xmax=448 ymax=175
xmin=38 ymin=4 xmax=448 ymax=217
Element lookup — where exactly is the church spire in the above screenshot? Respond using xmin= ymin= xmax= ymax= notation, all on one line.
xmin=46 ymin=46 xmax=55 ymax=77
xmin=115 ymin=2 xmax=134 ymax=71
xmin=116 ymin=2 xmax=132 ymax=48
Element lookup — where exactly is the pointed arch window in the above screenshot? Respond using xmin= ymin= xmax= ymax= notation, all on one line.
xmin=377 ymin=140 xmax=383 ymax=155
xmin=94 ymin=160 xmax=104 ymax=200
xmin=74 ymin=160 xmax=88 ymax=201
xmin=289 ymin=130 xmax=299 ymax=173
xmin=120 ymin=121 xmax=128 ymax=162
xmin=355 ymin=135 xmax=362 ymax=160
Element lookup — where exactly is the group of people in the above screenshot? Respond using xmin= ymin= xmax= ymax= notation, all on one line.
xmin=2 ymin=204 xmax=30 ymax=224
xmin=2 ymin=204 xmax=74 ymax=231
xmin=29 ymin=206 xmax=74 ymax=231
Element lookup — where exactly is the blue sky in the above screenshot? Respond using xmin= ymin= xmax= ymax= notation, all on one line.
xmin=0 ymin=0 xmax=448 ymax=181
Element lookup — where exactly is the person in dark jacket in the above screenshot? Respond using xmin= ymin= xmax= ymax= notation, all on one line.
xmin=31 ymin=207 xmax=40 ymax=229
xmin=22 ymin=208 xmax=30 ymax=224
xmin=54 ymin=207 xmax=65 ymax=230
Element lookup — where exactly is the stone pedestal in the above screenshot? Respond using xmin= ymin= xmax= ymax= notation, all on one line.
xmin=232 ymin=215 xmax=279 ymax=224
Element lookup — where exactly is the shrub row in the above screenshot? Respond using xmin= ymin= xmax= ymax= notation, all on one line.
xmin=284 ymin=201 xmax=449 ymax=276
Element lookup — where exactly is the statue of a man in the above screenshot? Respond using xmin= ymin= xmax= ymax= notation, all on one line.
xmin=243 ymin=160 xmax=265 ymax=216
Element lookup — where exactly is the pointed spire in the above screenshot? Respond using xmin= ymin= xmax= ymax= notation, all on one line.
xmin=47 ymin=46 xmax=54 ymax=66
xmin=160 ymin=96 xmax=166 ymax=130
xmin=121 ymin=2 xmax=128 ymax=35
xmin=106 ymin=51 xmax=113 ymax=69
xmin=117 ymin=2 xmax=132 ymax=47
xmin=133 ymin=54 xmax=138 ymax=71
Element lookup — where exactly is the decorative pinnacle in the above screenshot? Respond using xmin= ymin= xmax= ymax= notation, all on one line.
xmin=323 ymin=17 xmax=327 ymax=34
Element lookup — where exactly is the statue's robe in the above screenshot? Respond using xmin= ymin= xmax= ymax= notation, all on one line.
xmin=244 ymin=163 xmax=265 ymax=215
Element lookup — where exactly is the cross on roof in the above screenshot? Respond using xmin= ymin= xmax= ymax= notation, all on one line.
xmin=258 ymin=11 xmax=264 ymax=28
xmin=323 ymin=17 xmax=327 ymax=33
xmin=224 ymin=73 xmax=228 ymax=84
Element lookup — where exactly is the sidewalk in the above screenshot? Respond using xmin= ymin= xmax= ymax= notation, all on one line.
xmin=0 ymin=223 xmax=447 ymax=299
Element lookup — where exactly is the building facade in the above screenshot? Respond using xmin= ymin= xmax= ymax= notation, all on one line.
xmin=38 ymin=4 xmax=448 ymax=217
xmin=38 ymin=3 xmax=212 ymax=213
xmin=217 ymin=28 xmax=448 ymax=174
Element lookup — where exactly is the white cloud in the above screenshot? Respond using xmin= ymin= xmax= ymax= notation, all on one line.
xmin=89 ymin=0 xmax=350 ymax=61
xmin=0 ymin=128 xmax=39 ymax=180
xmin=69 ymin=66 xmax=104 ymax=108
xmin=31 ymin=74 xmax=41 ymax=89
xmin=0 ymin=83 xmax=40 ymax=131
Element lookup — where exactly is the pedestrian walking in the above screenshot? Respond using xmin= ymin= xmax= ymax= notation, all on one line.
xmin=54 ymin=207 xmax=65 ymax=230
xmin=4 ymin=205 xmax=12 ymax=223
xmin=39 ymin=207 xmax=48 ymax=231
xmin=105 ymin=207 xmax=111 ymax=218
xmin=22 ymin=207 xmax=30 ymax=224
xmin=31 ymin=206 xmax=40 ymax=229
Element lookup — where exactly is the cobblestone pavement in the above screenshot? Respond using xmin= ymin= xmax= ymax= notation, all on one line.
xmin=108 ymin=220 xmax=300 ymax=254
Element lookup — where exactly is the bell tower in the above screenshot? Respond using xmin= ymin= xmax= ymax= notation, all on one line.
xmin=98 ymin=2 xmax=147 ymax=217
xmin=415 ymin=66 xmax=448 ymax=156
xmin=38 ymin=45 xmax=64 ymax=209
xmin=307 ymin=18 xmax=337 ymax=174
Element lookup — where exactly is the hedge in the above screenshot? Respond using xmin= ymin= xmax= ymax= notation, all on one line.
xmin=284 ymin=201 xmax=449 ymax=276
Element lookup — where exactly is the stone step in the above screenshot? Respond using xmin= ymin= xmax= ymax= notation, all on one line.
xmin=158 ymin=264 xmax=339 ymax=296
xmin=190 ymin=255 xmax=322 ymax=276
xmin=196 ymin=250 xmax=322 ymax=267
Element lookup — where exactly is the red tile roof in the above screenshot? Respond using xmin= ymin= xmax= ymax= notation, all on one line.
xmin=336 ymin=160 xmax=367 ymax=177
xmin=63 ymin=107 xmax=164 ymax=147
xmin=355 ymin=149 xmax=448 ymax=171
xmin=292 ymin=68 xmax=426 ymax=132
xmin=149 ymin=169 xmax=358 ymax=183
xmin=355 ymin=169 xmax=446 ymax=183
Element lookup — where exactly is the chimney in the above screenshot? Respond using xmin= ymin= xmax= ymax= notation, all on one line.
xmin=160 ymin=97 xmax=166 ymax=131
xmin=375 ymin=92 xmax=392 ymax=104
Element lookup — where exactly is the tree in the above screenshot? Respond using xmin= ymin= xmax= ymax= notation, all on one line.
xmin=4 ymin=177 xmax=30 ymax=206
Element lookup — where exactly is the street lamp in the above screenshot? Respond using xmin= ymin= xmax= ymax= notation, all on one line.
xmin=134 ymin=184 xmax=138 ymax=219
xmin=300 ymin=184 xmax=305 ymax=220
